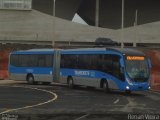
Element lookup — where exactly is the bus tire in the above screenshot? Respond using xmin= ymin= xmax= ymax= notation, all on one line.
xmin=103 ymin=80 xmax=110 ymax=93
xmin=68 ymin=77 xmax=74 ymax=89
xmin=27 ymin=75 xmax=35 ymax=85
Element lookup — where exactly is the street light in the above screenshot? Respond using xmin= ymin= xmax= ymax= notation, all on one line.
xmin=95 ymin=0 xmax=99 ymax=27
xmin=121 ymin=0 xmax=124 ymax=48
xmin=133 ymin=9 xmax=138 ymax=47
xmin=53 ymin=0 xmax=56 ymax=17
xmin=52 ymin=0 xmax=56 ymax=47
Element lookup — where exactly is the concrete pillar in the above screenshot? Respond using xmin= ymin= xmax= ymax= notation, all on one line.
xmin=52 ymin=0 xmax=56 ymax=48
xmin=121 ymin=0 xmax=124 ymax=48
xmin=95 ymin=0 xmax=99 ymax=27
xmin=133 ymin=9 xmax=138 ymax=47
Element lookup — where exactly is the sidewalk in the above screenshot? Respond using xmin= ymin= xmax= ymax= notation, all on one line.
xmin=0 ymin=79 xmax=25 ymax=85
xmin=151 ymin=85 xmax=160 ymax=92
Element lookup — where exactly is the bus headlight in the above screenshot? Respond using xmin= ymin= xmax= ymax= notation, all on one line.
xmin=126 ymin=86 xmax=130 ymax=90
xmin=148 ymin=86 xmax=151 ymax=89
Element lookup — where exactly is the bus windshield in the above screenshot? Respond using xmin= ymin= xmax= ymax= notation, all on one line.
xmin=125 ymin=56 xmax=149 ymax=82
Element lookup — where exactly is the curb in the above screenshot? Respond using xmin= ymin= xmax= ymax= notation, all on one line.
xmin=149 ymin=89 xmax=160 ymax=94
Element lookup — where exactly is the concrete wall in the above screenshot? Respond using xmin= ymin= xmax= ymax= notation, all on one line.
xmin=115 ymin=21 xmax=160 ymax=43
xmin=31 ymin=0 xmax=160 ymax=29
xmin=32 ymin=0 xmax=83 ymax=20
xmin=0 ymin=10 xmax=159 ymax=44
xmin=0 ymin=10 xmax=114 ymax=44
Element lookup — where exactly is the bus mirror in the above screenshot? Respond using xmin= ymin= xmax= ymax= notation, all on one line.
xmin=147 ymin=58 xmax=152 ymax=68
xmin=120 ymin=59 xmax=124 ymax=67
xmin=120 ymin=67 xmax=124 ymax=74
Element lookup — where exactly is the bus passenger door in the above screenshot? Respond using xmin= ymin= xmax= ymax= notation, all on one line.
xmin=53 ymin=50 xmax=61 ymax=82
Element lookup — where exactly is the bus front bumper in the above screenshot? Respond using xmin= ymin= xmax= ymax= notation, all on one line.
xmin=124 ymin=83 xmax=150 ymax=91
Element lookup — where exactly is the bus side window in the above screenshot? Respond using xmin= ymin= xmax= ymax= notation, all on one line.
xmin=38 ymin=55 xmax=45 ymax=67
xmin=19 ymin=55 xmax=28 ymax=67
xmin=91 ymin=55 xmax=99 ymax=70
xmin=77 ymin=54 xmax=97 ymax=70
xmin=45 ymin=55 xmax=53 ymax=67
xmin=10 ymin=54 xmax=19 ymax=66
xmin=61 ymin=55 xmax=78 ymax=69
xmin=77 ymin=55 xmax=86 ymax=69
xmin=60 ymin=55 xmax=65 ymax=68
xmin=96 ymin=55 xmax=103 ymax=71
xmin=112 ymin=56 xmax=120 ymax=78
xmin=112 ymin=55 xmax=125 ymax=81
xmin=87 ymin=55 xmax=98 ymax=70
xmin=69 ymin=55 xmax=78 ymax=68
xmin=103 ymin=55 xmax=113 ymax=74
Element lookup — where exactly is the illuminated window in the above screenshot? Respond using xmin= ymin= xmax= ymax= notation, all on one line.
xmin=0 ymin=0 xmax=32 ymax=10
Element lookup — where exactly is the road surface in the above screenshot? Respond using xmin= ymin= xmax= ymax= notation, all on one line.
xmin=0 ymin=80 xmax=160 ymax=120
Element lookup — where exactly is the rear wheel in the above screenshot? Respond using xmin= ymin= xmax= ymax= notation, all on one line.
xmin=27 ymin=75 xmax=35 ymax=85
xmin=103 ymin=80 xmax=110 ymax=93
xmin=68 ymin=77 xmax=74 ymax=89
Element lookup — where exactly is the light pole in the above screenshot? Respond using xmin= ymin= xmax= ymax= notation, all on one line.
xmin=121 ymin=0 xmax=124 ymax=48
xmin=53 ymin=0 xmax=56 ymax=17
xmin=95 ymin=0 xmax=99 ymax=27
xmin=52 ymin=0 xmax=56 ymax=47
xmin=133 ymin=9 xmax=138 ymax=47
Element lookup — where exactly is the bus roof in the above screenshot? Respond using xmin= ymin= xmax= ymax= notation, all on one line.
xmin=107 ymin=47 xmax=145 ymax=56
xmin=61 ymin=47 xmax=145 ymax=56
xmin=11 ymin=47 xmax=145 ymax=56
xmin=11 ymin=49 xmax=54 ymax=54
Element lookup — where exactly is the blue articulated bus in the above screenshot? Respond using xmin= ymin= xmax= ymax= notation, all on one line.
xmin=9 ymin=48 xmax=151 ymax=93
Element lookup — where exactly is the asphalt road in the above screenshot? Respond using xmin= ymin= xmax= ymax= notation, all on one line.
xmin=0 ymin=80 xmax=160 ymax=120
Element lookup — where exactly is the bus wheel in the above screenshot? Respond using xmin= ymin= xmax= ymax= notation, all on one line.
xmin=68 ymin=77 xmax=74 ymax=89
xmin=27 ymin=75 xmax=35 ymax=85
xmin=103 ymin=80 xmax=110 ymax=93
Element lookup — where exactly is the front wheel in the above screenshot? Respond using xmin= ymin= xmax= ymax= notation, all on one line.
xmin=103 ymin=80 xmax=110 ymax=93
xmin=68 ymin=77 xmax=74 ymax=89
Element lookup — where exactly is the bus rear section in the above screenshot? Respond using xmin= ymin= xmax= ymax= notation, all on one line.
xmin=9 ymin=49 xmax=54 ymax=84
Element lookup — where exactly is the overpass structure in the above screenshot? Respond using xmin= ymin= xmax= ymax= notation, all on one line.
xmin=0 ymin=0 xmax=160 ymax=47
xmin=32 ymin=0 xmax=160 ymax=29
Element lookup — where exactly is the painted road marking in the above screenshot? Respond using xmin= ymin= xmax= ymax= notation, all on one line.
xmin=114 ymin=98 xmax=119 ymax=104
xmin=75 ymin=114 xmax=90 ymax=120
xmin=0 ymin=85 xmax=58 ymax=114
